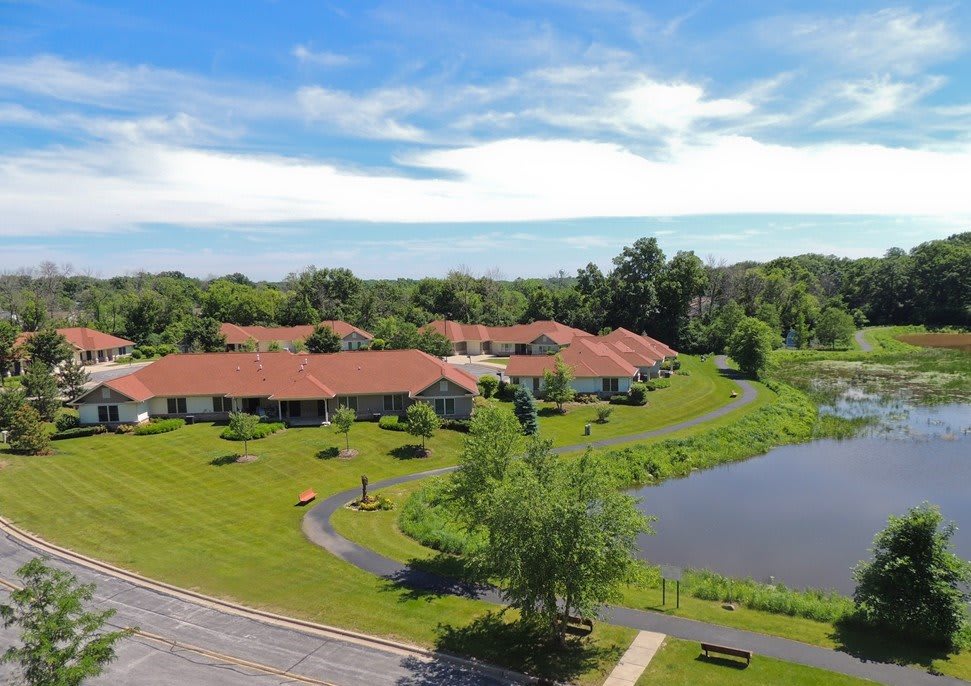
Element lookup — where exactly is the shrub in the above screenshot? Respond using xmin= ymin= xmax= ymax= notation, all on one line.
xmin=399 ymin=479 xmax=476 ymax=555
xmin=572 ymin=393 xmax=600 ymax=404
xmin=129 ymin=348 xmax=144 ymax=360
xmin=477 ymin=374 xmax=499 ymax=398
xmin=54 ymin=411 xmax=80 ymax=432
xmin=357 ymin=494 xmax=395 ymax=511
xmin=133 ymin=418 xmax=185 ymax=435
xmin=220 ymin=420 xmax=284 ymax=440
xmin=440 ymin=418 xmax=471 ymax=433
xmin=8 ymin=404 xmax=51 ymax=455
xmin=497 ymin=381 xmax=519 ymax=402
xmin=114 ymin=423 xmax=135 ymax=434
xmin=628 ymin=383 xmax=648 ymax=406
xmin=52 ymin=425 xmax=108 ymax=440
xmin=378 ymin=415 xmax=408 ymax=431
xmin=596 ymin=406 xmax=613 ymax=423
xmin=608 ymin=394 xmax=629 ymax=405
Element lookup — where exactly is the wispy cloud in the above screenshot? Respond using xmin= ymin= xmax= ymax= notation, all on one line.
xmin=292 ymin=44 xmax=353 ymax=67
xmin=815 ymin=76 xmax=945 ymax=128
xmin=296 ymin=85 xmax=426 ymax=140
xmin=761 ymin=8 xmax=961 ymax=75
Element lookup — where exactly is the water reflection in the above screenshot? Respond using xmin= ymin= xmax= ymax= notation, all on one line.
xmin=632 ymin=396 xmax=971 ymax=594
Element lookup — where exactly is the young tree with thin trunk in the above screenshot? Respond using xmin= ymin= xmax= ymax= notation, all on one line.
xmin=542 ymin=354 xmax=575 ymax=412
xmin=333 ymin=406 xmax=356 ymax=453
xmin=1 ymin=558 xmax=135 ymax=686
xmin=405 ymin=401 xmax=440 ymax=454
xmin=228 ymin=410 xmax=260 ymax=458
xmin=57 ymin=358 xmax=90 ymax=401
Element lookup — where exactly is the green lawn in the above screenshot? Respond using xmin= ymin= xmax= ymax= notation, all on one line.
xmin=523 ymin=355 xmax=746 ymax=447
xmin=636 ymin=638 xmax=873 ymax=686
xmin=485 ymin=357 xmax=509 ymax=366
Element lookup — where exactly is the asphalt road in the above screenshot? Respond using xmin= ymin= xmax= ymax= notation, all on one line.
xmin=453 ymin=362 xmax=506 ymax=380
xmin=0 ymin=529 xmax=516 ymax=686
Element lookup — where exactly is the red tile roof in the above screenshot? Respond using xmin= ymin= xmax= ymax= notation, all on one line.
xmin=87 ymin=349 xmax=476 ymax=403
xmin=505 ymin=330 xmax=677 ymax=379
xmin=424 ymin=320 xmax=590 ymax=346
xmin=219 ymin=321 xmax=372 ymax=345
xmin=16 ymin=327 xmax=134 ymax=353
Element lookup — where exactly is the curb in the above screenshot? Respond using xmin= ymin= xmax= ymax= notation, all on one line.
xmin=0 ymin=515 xmax=537 ymax=686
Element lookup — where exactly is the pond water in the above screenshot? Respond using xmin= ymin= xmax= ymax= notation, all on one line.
xmin=632 ymin=397 xmax=971 ymax=594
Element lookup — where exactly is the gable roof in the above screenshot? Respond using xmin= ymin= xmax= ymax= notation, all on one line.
xmin=505 ymin=329 xmax=677 ymax=379
xmin=17 ymin=327 xmax=134 ymax=353
xmin=602 ymin=327 xmax=678 ymax=359
xmin=87 ymin=349 xmax=477 ymax=403
xmin=219 ymin=321 xmax=372 ymax=345
xmin=424 ymin=320 xmax=590 ymax=346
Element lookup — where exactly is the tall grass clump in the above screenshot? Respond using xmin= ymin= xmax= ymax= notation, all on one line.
xmin=682 ymin=569 xmax=854 ymax=623
xmin=598 ymin=381 xmax=818 ymax=486
xmin=398 ymin=478 xmax=474 ymax=555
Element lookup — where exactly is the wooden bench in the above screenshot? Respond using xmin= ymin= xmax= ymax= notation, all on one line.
xmin=701 ymin=642 xmax=752 ymax=665
xmin=298 ymin=489 xmax=317 ymax=505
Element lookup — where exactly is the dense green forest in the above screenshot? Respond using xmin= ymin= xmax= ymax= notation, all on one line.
xmin=0 ymin=232 xmax=967 ymax=358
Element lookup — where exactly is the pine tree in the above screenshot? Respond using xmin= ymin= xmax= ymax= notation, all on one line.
xmin=513 ymin=385 xmax=539 ymax=435
xmin=22 ymin=362 xmax=60 ymax=421
xmin=57 ymin=358 xmax=89 ymax=400
xmin=8 ymin=404 xmax=51 ymax=455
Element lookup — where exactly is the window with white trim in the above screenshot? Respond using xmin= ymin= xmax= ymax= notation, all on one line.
xmin=434 ymin=398 xmax=455 ymax=416
xmin=166 ymin=397 xmax=187 ymax=414
xmin=439 ymin=380 xmax=448 ymax=392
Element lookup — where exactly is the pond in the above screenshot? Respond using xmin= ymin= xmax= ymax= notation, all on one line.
xmin=632 ymin=396 xmax=971 ymax=595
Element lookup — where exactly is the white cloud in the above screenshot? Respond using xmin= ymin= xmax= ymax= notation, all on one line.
xmin=815 ymin=76 xmax=944 ymax=128
xmin=2 ymin=134 xmax=971 ymax=236
xmin=613 ymin=79 xmax=753 ymax=131
xmin=297 ymin=85 xmax=426 ymax=140
xmin=292 ymin=45 xmax=352 ymax=67
xmin=763 ymin=8 xmax=960 ymax=74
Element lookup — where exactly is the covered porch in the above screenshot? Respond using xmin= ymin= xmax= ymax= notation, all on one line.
xmin=276 ymin=398 xmax=331 ymax=426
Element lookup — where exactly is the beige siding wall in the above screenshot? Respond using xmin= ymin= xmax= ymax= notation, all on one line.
xmin=341 ymin=332 xmax=371 ymax=350
xmin=415 ymin=379 xmax=474 ymax=398
xmin=77 ymin=385 xmax=135 ymax=405
xmin=508 ymin=376 xmax=633 ymax=396
xmin=78 ymin=401 xmax=148 ymax=425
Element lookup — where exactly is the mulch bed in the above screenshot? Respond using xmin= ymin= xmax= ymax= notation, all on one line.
xmin=339 ymin=449 xmax=359 ymax=460
xmin=235 ymin=454 xmax=258 ymax=463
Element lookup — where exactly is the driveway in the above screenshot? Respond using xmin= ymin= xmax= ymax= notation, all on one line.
xmin=0 ymin=524 xmax=517 ymax=686
xmin=85 ymin=360 xmax=154 ymax=386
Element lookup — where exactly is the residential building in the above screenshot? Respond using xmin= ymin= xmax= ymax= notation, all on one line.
xmin=505 ymin=330 xmax=678 ymax=397
xmin=71 ymin=349 xmax=477 ymax=426
xmin=220 ymin=321 xmax=372 ymax=352
xmin=13 ymin=327 xmax=134 ymax=374
xmin=424 ymin=319 xmax=590 ymax=356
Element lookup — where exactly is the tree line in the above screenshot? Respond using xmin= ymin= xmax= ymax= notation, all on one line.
xmin=0 ymin=232 xmax=967 ymax=359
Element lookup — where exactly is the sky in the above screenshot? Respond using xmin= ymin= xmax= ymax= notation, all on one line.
xmin=1 ymin=1 xmax=970 ymax=280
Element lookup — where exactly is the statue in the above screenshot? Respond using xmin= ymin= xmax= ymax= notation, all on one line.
xmin=361 ymin=474 xmax=368 ymax=503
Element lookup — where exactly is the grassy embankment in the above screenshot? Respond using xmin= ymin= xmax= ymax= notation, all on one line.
xmin=0 ymin=354 xmax=761 ymax=685
xmin=635 ymin=637 xmax=873 ymax=686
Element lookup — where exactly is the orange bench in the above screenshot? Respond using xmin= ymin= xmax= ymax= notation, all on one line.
xmin=298 ymin=489 xmax=317 ymax=505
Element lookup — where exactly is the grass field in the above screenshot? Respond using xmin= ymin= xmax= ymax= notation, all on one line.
xmin=635 ymin=638 xmax=873 ymax=686
xmin=0 ymin=355 xmax=760 ymax=684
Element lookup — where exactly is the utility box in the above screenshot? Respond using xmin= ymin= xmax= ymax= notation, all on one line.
xmin=584 ymin=423 xmax=591 ymax=436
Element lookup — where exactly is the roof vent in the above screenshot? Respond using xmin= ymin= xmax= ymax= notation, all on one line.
xmin=258 ymin=365 xmax=263 ymax=371
xmin=236 ymin=366 xmax=240 ymax=372
xmin=304 ymin=358 xmax=309 ymax=365
xmin=256 ymin=354 xmax=260 ymax=361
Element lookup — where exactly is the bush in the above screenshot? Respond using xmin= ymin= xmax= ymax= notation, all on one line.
xmin=220 ymin=420 xmax=284 ymax=440
xmin=596 ymin=406 xmax=613 ymax=423
xmin=133 ymin=418 xmax=185 ymax=435
xmin=52 ymin=425 xmax=108 ymax=440
xmin=129 ymin=348 xmax=144 ymax=360
xmin=399 ymin=479 xmax=476 ymax=555
xmin=356 ymin=494 xmax=395 ymax=511
xmin=440 ymin=418 xmax=470 ymax=433
xmin=608 ymin=394 xmax=629 ymax=405
xmin=497 ymin=382 xmax=519 ymax=402
xmin=661 ymin=359 xmax=682 ymax=371
xmin=54 ymin=411 xmax=80 ymax=432
xmin=644 ymin=378 xmax=671 ymax=391
xmin=114 ymin=423 xmax=135 ymax=434
xmin=572 ymin=393 xmax=600 ymax=404
xmin=378 ymin=415 xmax=408 ymax=432
xmin=477 ymin=374 xmax=499 ymax=398
xmin=628 ymin=383 xmax=648 ymax=406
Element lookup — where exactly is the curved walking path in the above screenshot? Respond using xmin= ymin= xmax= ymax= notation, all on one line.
xmin=855 ymin=329 xmax=874 ymax=352
xmin=304 ymin=357 xmax=964 ymax=686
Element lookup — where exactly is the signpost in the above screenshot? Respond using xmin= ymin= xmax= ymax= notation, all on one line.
xmin=660 ymin=565 xmax=683 ymax=609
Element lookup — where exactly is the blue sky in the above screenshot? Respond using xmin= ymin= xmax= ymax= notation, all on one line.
xmin=1 ymin=1 xmax=969 ymax=280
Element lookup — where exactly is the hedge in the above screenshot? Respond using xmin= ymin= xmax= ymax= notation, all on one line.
xmin=51 ymin=425 xmax=108 ymax=440
xmin=378 ymin=415 xmax=408 ymax=432
xmin=133 ymin=418 xmax=185 ymax=435
xmin=220 ymin=421 xmax=285 ymax=441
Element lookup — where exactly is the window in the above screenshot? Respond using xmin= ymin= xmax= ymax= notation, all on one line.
xmin=166 ymin=397 xmax=187 ymax=414
xmin=439 ymin=380 xmax=449 ymax=392
xmin=317 ymin=400 xmax=327 ymax=417
xmin=383 ymin=394 xmax=403 ymax=411
xmin=101 ymin=387 xmax=110 ymax=399
xmin=602 ymin=378 xmax=619 ymax=393
xmin=532 ymin=378 xmax=541 ymax=392
xmin=212 ymin=396 xmax=231 ymax=412
xmin=434 ymin=398 xmax=455 ymax=416
xmin=287 ymin=400 xmax=302 ymax=418
xmin=338 ymin=397 xmax=358 ymax=411
xmin=97 ymin=405 xmax=119 ymax=422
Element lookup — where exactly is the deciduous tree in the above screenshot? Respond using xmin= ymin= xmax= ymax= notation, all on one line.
xmin=727 ymin=317 xmax=776 ymax=378
xmin=333 ymin=406 xmax=356 ymax=453
xmin=542 ymin=354 xmax=575 ymax=412
xmin=7 ymin=404 xmax=51 ymax=455
xmin=227 ymin=411 xmax=261 ymax=458
xmin=305 ymin=324 xmax=342 ymax=354
xmin=1 ymin=558 xmax=134 ymax=685
xmin=406 ymin=401 xmax=440 ymax=454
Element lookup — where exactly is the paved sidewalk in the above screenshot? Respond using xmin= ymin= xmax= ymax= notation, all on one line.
xmin=855 ymin=329 xmax=874 ymax=352
xmin=602 ymin=631 xmax=665 ymax=686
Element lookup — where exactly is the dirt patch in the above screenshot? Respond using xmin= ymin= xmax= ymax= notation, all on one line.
xmin=339 ymin=448 xmax=359 ymax=460
xmin=897 ymin=333 xmax=971 ymax=353
xmin=235 ymin=454 xmax=258 ymax=463
xmin=0 ymin=459 xmax=8 ymax=470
